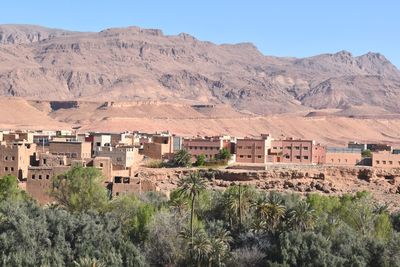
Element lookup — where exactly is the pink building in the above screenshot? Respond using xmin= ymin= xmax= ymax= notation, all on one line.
xmin=183 ymin=137 xmax=231 ymax=161
xmin=236 ymin=134 xmax=273 ymax=164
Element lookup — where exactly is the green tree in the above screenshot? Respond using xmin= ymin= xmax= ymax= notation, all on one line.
xmin=288 ymin=201 xmax=316 ymax=231
xmin=177 ymin=172 xmax=207 ymax=242
xmin=51 ymin=166 xmax=108 ymax=212
xmin=251 ymin=193 xmax=286 ymax=232
xmin=0 ymin=175 xmax=27 ymax=202
xmin=362 ymin=149 xmax=372 ymax=158
xmin=173 ymin=149 xmax=192 ymax=167
xmin=222 ymin=185 xmax=253 ymax=230
xmin=188 ymin=229 xmax=212 ymax=267
xmin=73 ymin=257 xmax=106 ymax=267
xmin=216 ymin=148 xmax=232 ymax=161
xmin=195 ymin=154 xmax=206 ymax=167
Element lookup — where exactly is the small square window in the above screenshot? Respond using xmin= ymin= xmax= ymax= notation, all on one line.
xmin=46 ymin=175 xmax=50 ymax=179
xmin=32 ymin=175 xmax=35 ymax=179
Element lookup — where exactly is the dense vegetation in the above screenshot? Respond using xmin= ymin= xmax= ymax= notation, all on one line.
xmin=1 ymin=167 xmax=400 ymax=266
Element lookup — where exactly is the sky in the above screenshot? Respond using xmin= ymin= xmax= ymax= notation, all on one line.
xmin=1 ymin=0 xmax=399 ymax=67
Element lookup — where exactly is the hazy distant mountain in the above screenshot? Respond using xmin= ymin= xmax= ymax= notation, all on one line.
xmin=0 ymin=24 xmax=399 ymax=114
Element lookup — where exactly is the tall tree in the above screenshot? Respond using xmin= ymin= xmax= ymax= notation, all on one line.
xmin=173 ymin=149 xmax=192 ymax=167
xmin=51 ymin=166 xmax=108 ymax=212
xmin=177 ymin=172 xmax=207 ymax=242
xmin=0 ymin=175 xmax=27 ymax=202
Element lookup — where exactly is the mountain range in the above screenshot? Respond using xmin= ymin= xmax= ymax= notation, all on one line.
xmin=1 ymin=24 xmax=400 ymax=115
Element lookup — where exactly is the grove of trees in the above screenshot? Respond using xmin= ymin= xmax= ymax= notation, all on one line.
xmin=1 ymin=166 xmax=400 ymax=266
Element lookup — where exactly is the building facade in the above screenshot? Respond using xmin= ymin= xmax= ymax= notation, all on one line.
xmin=325 ymin=147 xmax=362 ymax=166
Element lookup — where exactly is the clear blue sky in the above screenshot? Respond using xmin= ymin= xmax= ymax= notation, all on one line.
xmin=1 ymin=0 xmax=399 ymax=67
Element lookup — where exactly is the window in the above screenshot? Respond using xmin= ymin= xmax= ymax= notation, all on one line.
xmin=114 ymin=177 xmax=122 ymax=183
xmin=100 ymin=163 xmax=104 ymax=167
xmin=238 ymin=146 xmax=242 ymax=149
xmin=296 ymin=156 xmax=301 ymax=159
xmin=257 ymin=155 xmax=262 ymax=158
xmin=257 ymin=146 xmax=262 ymax=149
xmin=32 ymin=175 xmax=35 ymax=179
xmin=239 ymin=155 xmax=244 ymax=158
xmin=96 ymin=142 xmax=101 ymax=146
xmin=304 ymin=156 xmax=309 ymax=160
xmin=345 ymin=159 xmax=348 ymax=163
xmin=285 ymin=155 xmax=290 ymax=159
xmin=286 ymin=146 xmax=292 ymax=150
xmin=4 ymin=167 xmax=8 ymax=171
xmin=376 ymin=160 xmax=380 ymax=164
xmin=295 ymin=146 xmax=300 ymax=150
xmin=383 ymin=161 xmax=386 ymax=164
xmin=204 ymin=147 xmax=208 ymax=150
xmin=117 ymin=157 xmax=122 ymax=162
xmin=11 ymin=156 xmax=15 ymax=161
xmin=39 ymin=175 xmax=42 ymax=179
xmin=5 ymin=156 xmax=8 ymax=160
xmin=123 ymin=177 xmax=130 ymax=184
xmin=303 ymin=147 xmax=309 ymax=150
xmin=273 ymin=147 xmax=277 ymax=149
xmin=46 ymin=175 xmax=50 ymax=179
xmin=247 ymin=155 xmax=251 ymax=158
xmin=43 ymin=159 xmax=47 ymax=165
xmin=247 ymin=146 xmax=252 ymax=149
xmin=331 ymin=159 xmax=334 ymax=162
xmin=10 ymin=167 xmax=14 ymax=171
xmin=389 ymin=161 xmax=393 ymax=165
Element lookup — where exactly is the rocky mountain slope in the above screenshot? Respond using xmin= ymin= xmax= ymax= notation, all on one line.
xmin=0 ymin=24 xmax=400 ymax=114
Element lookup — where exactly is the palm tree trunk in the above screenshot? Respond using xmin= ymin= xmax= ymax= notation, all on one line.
xmin=239 ymin=184 xmax=242 ymax=228
xmin=191 ymin=194 xmax=196 ymax=243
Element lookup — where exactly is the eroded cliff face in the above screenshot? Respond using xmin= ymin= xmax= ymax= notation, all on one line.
xmin=134 ymin=166 xmax=400 ymax=210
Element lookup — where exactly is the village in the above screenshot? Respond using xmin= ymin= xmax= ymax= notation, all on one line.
xmin=0 ymin=129 xmax=399 ymax=205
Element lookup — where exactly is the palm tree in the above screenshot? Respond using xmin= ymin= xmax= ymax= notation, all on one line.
xmin=189 ymin=230 xmax=212 ymax=267
xmin=289 ymin=201 xmax=316 ymax=231
xmin=177 ymin=172 xmax=207 ymax=242
xmin=222 ymin=185 xmax=251 ymax=229
xmin=251 ymin=193 xmax=286 ymax=231
xmin=208 ymin=222 xmax=233 ymax=267
xmin=173 ymin=149 xmax=192 ymax=167
xmin=73 ymin=257 xmax=106 ymax=267
xmin=170 ymin=195 xmax=188 ymax=216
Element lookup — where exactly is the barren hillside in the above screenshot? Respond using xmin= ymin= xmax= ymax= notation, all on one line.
xmin=1 ymin=24 xmax=400 ymax=115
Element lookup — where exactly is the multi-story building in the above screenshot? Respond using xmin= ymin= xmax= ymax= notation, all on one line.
xmin=236 ymin=134 xmax=273 ymax=164
xmin=0 ymin=141 xmax=37 ymax=179
xmin=183 ymin=136 xmax=231 ymax=161
xmin=27 ymin=153 xmax=70 ymax=204
xmin=276 ymin=138 xmax=325 ymax=164
xmin=143 ymin=135 xmax=174 ymax=160
xmin=325 ymin=147 xmax=362 ymax=166
xmin=49 ymin=141 xmax=92 ymax=160
xmin=372 ymin=151 xmax=400 ymax=168
xmin=95 ymin=145 xmax=139 ymax=169
xmin=91 ymin=133 xmax=112 ymax=155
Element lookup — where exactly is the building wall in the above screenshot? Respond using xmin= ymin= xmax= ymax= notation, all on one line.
xmin=281 ymin=140 xmax=314 ymax=164
xmin=95 ymin=146 xmax=139 ymax=168
xmin=372 ymin=152 xmax=400 ymax=168
xmin=236 ymin=139 xmax=267 ymax=163
xmin=49 ymin=141 xmax=92 ymax=160
xmin=183 ymin=138 xmax=227 ymax=161
xmin=91 ymin=157 xmax=113 ymax=182
xmin=92 ymin=134 xmax=111 ymax=154
xmin=143 ymin=142 xmax=172 ymax=160
xmin=0 ymin=142 xmax=36 ymax=179
xmin=26 ymin=166 xmax=70 ymax=204
xmin=112 ymin=177 xmax=157 ymax=197
xmin=325 ymin=152 xmax=361 ymax=166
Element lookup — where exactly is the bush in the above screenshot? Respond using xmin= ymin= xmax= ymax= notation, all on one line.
xmin=144 ymin=159 xmax=166 ymax=168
